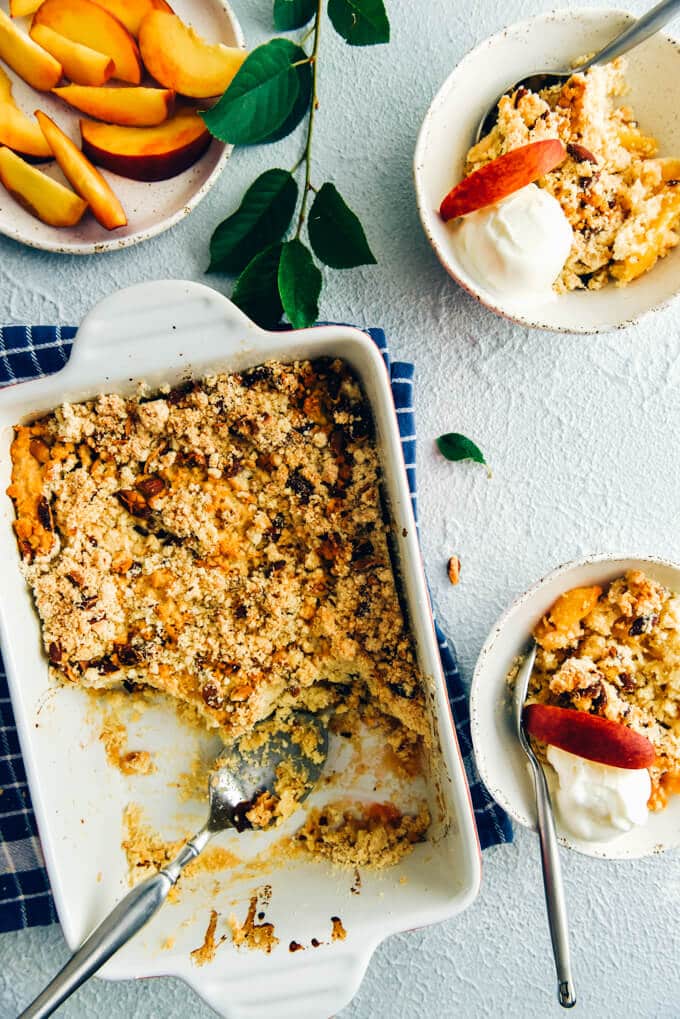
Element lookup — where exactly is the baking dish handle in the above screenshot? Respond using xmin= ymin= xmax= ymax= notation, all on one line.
xmin=65 ymin=279 xmax=267 ymax=373
xmin=190 ymin=947 xmax=374 ymax=1019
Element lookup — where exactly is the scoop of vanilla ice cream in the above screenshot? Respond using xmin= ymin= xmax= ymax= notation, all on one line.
xmin=455 ymin=183 xmax=573 ymax=298
xmin=546 ymin=745 xmax=651 ymax=843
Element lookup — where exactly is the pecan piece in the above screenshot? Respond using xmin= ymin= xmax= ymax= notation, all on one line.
xmin=201 ymin=681 xmax=222 ymax=708
xmin=48 ymin=641 xmax=62 ymax=664
xmin=135 ymin=474 xmax=165 ymax=500
xmin=37 ymin=496 xmax=53 ymax=532
xmin=567 ymin=142 xmax=598 ymax=165
xmin=116 ymin=489 xmax=150 ymax=518
xmin=447 ymin=555 xmax=461 ymax=585
xmin=114 ymin=642 xmax=142 ymax=666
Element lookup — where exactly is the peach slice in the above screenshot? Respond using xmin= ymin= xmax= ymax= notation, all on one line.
xmin=139 ymin=10 xmax=246 ymax=99
xmin=35 ymin=110 xmax=126 ymax=229
xmin=30 ymin=24 xmax=115 ymax=87
xmin=534 ymin=585 xmax=602 ymax=652
xmin=0 ymin=145 xmax=87 ymax=226
xmin=10 ymin=0 xmax=43 ymax=16
xmin=0 ymin=67 xmax=52 ymax=161
xmin=440 ymin=139 xmax=567 ymax=221
xmin=0 ymin=8 xmax=62 ymax=91
xmin=524 ymin=703 xmax=656 ymax=770
xmin=32 ymin=0 xmax=142 ymax=84
xmin=53 ymin=84 xmax=174 ymax=126
xmin=80 ymin=106 xmax=210 ymax=181
xmin=89 ymin=0 xmax=173 ymax=38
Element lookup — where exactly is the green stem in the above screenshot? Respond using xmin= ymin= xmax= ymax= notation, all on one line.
xmin=295 ymin=0 xmax=323 ymax=239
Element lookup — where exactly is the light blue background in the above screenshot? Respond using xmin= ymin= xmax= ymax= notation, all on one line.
xmin=2 ymin=0 xmax=679 ymax=1015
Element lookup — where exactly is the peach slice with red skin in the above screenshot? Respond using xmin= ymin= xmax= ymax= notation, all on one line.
xmin=80 ymin=107 xmax=211 ymax=181
xmin=524 ymin=703 xmax=656 ymax=770
xmin=89 ymin=0 xmax=173 ymax=37
xmin=0 ymin=145 xmax=87 ymax=226
xmin=30 ymin=24 xmax=115 ymax=87
xmin=139 ymin=10 xmax=246 ymax=99
xmin=32 ymin=0 xmax=142 ymax=84
xmin=36 ymin=109 xmax=127 ymax=229
xmin=0 ymin=8 xmax=62 ymax=91
xmin=439 ymin=139 xmax=567 ymax=221
xmin=53 ymin=85 xmax=174 ymax=126
xmin=0 ymin=67 xmax=53 ymax=162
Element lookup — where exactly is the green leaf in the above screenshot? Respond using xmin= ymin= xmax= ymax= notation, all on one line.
xmin=208 ymin=170 xmax=297 ymax=275
xmin=308 ymin=183 xmax=376 ymax=268
xmin=260 ymin=48 xmax=312 ymax=142
xmin=201 ymin=39 xmax=303 ymax=145
xmin=278 ymin=239 xmax=322 ymax=328
xmin=232 ymin=244 xmax=284 ymax=329
xmin=327 ymin=0 xmax=390 ymax=46
xmin=436 ymin=433 xmax=491 ymax=476
xmin=274 ymin=0 xmax=316 ymax=30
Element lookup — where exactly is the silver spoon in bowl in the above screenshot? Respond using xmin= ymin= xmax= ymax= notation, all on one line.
xmin=475 ymin=0 xmax=680 ymax=143
xmin=513 ymin=641 xmax=576 ymax=1010
xmin=19 ymin=710 xmax=329 ymax=1019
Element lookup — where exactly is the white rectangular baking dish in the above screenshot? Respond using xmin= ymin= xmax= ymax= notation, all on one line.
xmin=0 ymin=280 xmax=481 ymax=1019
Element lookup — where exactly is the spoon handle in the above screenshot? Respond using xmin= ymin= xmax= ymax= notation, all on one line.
xmin=529 ymin=753 xmax=577 ymax=1009
xmin=583 ymin=0 xmax=680 ymax=70
xmin=18 ymin=826 xmax=213 ymax=1019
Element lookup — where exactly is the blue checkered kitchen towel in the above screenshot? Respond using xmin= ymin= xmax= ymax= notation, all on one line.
xmin=0 ymin=323 xmax=511 ymax=934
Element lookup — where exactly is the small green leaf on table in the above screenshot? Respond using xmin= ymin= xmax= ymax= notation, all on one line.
xmin=327 ymin=0 xmax=390 ymax=46
xmin=278 ymin=239 xmax=322 ymax=328
xmin=208 ymin=169 xmax=297 ymax=275
xmin=436 ymin=433 xmax=491 ymax=477
xmin=260 ymin=49 xmax=312 ymax=142
xmin=308 ymin=182 xmax=376 ymax=268
xmin=274 ymin=0 xmax=316 ymax=30
xmin=232 ymin=244 xmax=284 ymax=329
xmin=201 ymin=39 xmax=304 ymax=145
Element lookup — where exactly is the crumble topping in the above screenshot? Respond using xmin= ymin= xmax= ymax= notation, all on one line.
xmin=527 ymin=570 xmax=680 ymax=809
xmin=465 ymin=60 xmax=680 ymax=290
xmin=9 ymin=357 xmax=431 ymax=873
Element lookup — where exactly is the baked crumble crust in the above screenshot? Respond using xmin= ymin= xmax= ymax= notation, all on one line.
xmin=465 ymin=60 xmax=680 ymax=290
xmin=9 ymin=357 xmax=430 ymax=869
xmin=528 ymin=570 xmax=680 ymax=809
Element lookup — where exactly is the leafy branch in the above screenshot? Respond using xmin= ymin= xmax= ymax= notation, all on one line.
xmin=202 ymin=0 xmax=388 ymax=329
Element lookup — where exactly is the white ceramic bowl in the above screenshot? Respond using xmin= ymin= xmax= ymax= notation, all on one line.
xmin=470 ymin=553 xmax=680 ymax=859
xmin=0 ymin=0 xmax=242 ymax=254
xmin=414 ymin=8 xmax=680 ymax=332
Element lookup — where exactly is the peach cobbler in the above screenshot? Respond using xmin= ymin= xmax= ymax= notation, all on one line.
xmin=527 ymin=571 xmax=680 ymax=812
xmin=457 ymin=60 xmax=680 ymax=292
xmin=8 ymin=358 xmax=430 ymax=867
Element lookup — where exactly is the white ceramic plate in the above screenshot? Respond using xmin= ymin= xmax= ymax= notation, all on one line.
xmin=470 ymin=553 xmax=680 ymax=860
xmin=0 ymin=0 xmax=243 ymax=254
xmin=0 ymin=280 xmax=481 ymax=1019
xmin=414 ymin=8 xmax=680 ymax=332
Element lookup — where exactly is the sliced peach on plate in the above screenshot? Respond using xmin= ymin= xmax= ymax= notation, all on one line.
xmin=0 ymin=8 xmax=62 ymax=91
xmin=80 ymin=106 xmax=210 ymax=181
xmin=32 ymin=0 xmax=142 ymax=84
xmin=139 ymin=10 xmax=246 ymax=99
xmin=89 ymin=0 xmax=173 ymax=37
xmin=10 ymin=0 xmax=43 ymax=16
xmin=30 ymin=24 xmax=115 ymax=87
xmin=36 ymin=109 xmax=126 ymax=229
xmin=0 ymin=67 xmax=52 ymax=162
xmin=440 ymin=139 xmax=567 ymax=221
xmin=53 ymin=84 xmax=174 ymax=126
xmin=524 ymin=703 xmax=656 ymax=770
xmin=0 ymin=145 xmax=87 ymax=226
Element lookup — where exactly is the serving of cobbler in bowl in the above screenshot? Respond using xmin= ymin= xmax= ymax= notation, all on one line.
xmin=415 ymin=8 xmax=680 ymax=331
xmin=470 ymin=554 xmax=680 ymax=859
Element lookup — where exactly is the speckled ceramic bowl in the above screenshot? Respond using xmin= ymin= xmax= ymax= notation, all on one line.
xmin=414 ymin=8 xmax=680 ymax=332
xmin=470 ymin=553 xmax=680 ymax=859
xmin=0 ymin=0 xmax=243 ymax=255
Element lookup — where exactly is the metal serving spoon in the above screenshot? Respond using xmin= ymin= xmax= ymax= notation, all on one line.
xmin=19 ymin=710 xmax=329 ymax=1019
xmin=475 ymin=0 xmax=680 ymax=143
xmin=513 ymin=642 xmax=576 ymax=1010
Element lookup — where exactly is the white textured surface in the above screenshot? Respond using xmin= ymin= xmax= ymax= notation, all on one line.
xmin=1 ymin=0 xmax=680 ymax=1016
